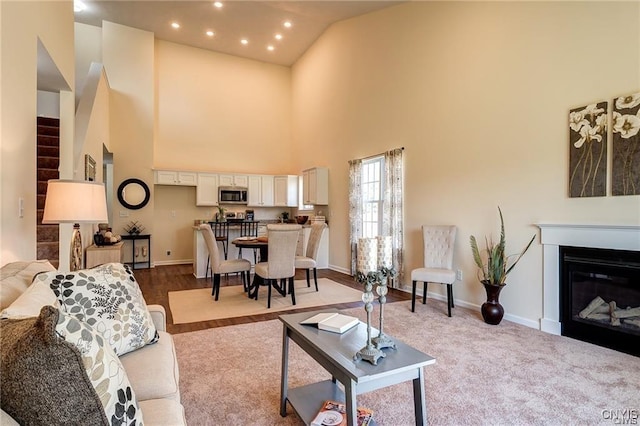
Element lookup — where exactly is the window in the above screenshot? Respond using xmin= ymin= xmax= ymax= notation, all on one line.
xmin=361 ymin=156 xmax=384 ymax=238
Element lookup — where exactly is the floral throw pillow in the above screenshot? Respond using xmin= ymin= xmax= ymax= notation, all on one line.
xmin=36 ymin=263 xmax=158 ymax=356
xmin=55 ymin=307 xmax=144 ymax=425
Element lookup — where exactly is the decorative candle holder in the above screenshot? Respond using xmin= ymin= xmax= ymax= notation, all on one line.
xmin=354 ymin=271 xmax=385 ymax=365
xmin=372 ymin=266 xmax=396 ymax=350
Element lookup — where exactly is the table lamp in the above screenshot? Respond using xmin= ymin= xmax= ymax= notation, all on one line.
xmin=42 ymin=180 xmax=108 ymax=271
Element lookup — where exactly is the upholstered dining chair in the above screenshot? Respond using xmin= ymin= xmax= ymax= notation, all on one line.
xmin=410 ymin=225 xmax=457 ymax=317
xmin=205 ymin=221 xmax=229 ymax=279
xmin=254 ymin=224 xmax=301 ymax=308
xmin=200 ymin=224 xmax=251 ymax=301
xmin=295 ymin=222 xmax=327 ymax=291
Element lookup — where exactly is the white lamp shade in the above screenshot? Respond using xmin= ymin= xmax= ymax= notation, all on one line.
xmin=357 ymin=237 xmax=378 ymax=274
xmin=42 ymin=180 xmax=108 ymax=223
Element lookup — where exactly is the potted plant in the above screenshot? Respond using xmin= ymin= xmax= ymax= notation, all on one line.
xmin=470 ymin=207 xmax=535 ymax=325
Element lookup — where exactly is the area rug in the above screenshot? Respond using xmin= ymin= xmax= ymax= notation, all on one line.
xmin=168 ymin=278 xmax=363 ymax=324
xmin=172 ymin=300 xmax=640 ymax=425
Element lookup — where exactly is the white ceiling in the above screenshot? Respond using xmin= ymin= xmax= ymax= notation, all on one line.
xmin=74 ymin=1 xmax=404 ymax=66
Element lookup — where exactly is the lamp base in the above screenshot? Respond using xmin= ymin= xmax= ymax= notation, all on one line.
xmin=70 ymin=224 xmax=83 ymax=271
xmin=373 ymin=333 xmax=396 ymax=350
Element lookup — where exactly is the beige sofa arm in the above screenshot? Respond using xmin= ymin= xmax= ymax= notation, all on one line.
xmin=148 ymin=304 xmax=167 ymax=332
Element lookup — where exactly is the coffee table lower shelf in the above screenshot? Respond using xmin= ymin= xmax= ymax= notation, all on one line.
xmin=286 ymin=380 xmax=343 ymax=424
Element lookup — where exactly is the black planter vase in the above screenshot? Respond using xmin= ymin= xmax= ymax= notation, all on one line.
xmin=481 ymin=281 xmax=505 ymax=325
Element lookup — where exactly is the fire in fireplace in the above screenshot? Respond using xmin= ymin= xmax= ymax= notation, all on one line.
xmin=560 ymin=246 xmax=640 ymax=357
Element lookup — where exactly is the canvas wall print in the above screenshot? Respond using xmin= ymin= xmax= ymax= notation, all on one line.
xmin=612 ymin=92 xmax=640 ymax=196
xmin=568 ymin=102 xmax=608 ymax=197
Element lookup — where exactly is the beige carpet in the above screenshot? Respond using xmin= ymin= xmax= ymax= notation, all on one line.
xmin=172 ymin=300 xmax=640 ymax=425
xmin=168 ymin=278 xmax=363 ymax=324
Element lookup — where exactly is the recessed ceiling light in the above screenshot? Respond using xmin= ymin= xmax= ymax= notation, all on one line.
xmin=240 ymin=38 xmax=249 ymax=45
xmin=206 ymin=30 xmax=215 ymax=37
xmin=171 ymin=22 xmax=180 ymax=29
xmin=74 ymin=0 xmax=86 ymax=12
xmin=213 ymin=2 xmax=223 ymax=8
xmin=283 ymin=21 xmax=292 ymax=28
xmin=267 ymin=45 xmax=275 ymax=51
xmin=274 ymin=33 xmax=283 ymax=40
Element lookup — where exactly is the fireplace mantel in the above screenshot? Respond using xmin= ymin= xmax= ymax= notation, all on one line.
xmin=536 ymin=223 xmax=640 ymax=335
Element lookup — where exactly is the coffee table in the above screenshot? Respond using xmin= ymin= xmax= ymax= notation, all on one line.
xmin=279 ymin=309 xmax=436 ymax=426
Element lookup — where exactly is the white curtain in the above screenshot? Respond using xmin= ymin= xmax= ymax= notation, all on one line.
xmin=348 ymin=158 xmax=362 ymax=275
xmin=382 ymin=148 xmax=404 ymax=286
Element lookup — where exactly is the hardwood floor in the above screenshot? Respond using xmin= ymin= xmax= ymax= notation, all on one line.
xmin=133 ymin=264 xmax=411 ymax=334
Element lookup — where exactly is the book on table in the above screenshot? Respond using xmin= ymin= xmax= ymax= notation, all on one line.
xmin=300 ymin=312 xmax=359 ymax=334
xmin=310 ymin=400 xmax=374 ymax=426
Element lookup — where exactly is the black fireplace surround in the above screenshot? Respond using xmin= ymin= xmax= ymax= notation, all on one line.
xmin=560 ymin=246 xmax=640 ymax=357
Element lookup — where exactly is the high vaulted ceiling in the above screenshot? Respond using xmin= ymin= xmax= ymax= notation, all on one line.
xmin=74 ymin=1 xmax=404 ymax=66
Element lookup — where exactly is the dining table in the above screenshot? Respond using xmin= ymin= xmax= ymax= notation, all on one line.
xmin=231 ymin=237 xmax=270 ymax=299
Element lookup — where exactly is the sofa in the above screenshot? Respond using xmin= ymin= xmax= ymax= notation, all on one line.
xmin=0 ymin=260 xmax=186 ymax=425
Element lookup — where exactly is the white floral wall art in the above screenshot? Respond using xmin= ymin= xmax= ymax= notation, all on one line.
xmin=568 ymin=101 xmax=608 ymax=197
xmin=612 ymin=92 xmax=640 ymax=196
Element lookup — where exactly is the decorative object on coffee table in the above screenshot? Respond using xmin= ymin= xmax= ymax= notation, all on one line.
xmin=354 ymin=237 xmax=385 ymax=365
xmin=372 ymin=235 xmax=396 ymax=350
xmin=470 ymin=207 xmax=535 ymax=325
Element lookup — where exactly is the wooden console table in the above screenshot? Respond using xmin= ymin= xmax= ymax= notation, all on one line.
xmin=85 ymin=242 xmax=124 ymax=269
xmin=121 ymin=234 xmax=151 ymax=269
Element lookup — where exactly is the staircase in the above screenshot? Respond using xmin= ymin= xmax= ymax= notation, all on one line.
xmin=36 ymin=117 xmax=60 ymax=268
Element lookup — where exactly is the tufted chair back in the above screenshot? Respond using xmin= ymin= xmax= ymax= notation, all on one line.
xmin=305 ymin=222 xmax=327 ymax=259
xmin=264 ymin=224 xmax=302 ymax=279
xmin=200 ymin=223 xmax=223 ymax=270
xmin=422 ymin=225 xmax=457 ymax=269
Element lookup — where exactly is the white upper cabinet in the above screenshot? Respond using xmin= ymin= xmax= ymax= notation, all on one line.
xmin=196 ymin=173 xmax=219 ymax=206
xmin=274 ymin=175 xmax=299 ymax=207
xmin=302 ymin=167 xmax=328 ymax=205
xmin=155 ymin=170 xmax=197 ymax=186
xmin=248 ymin=175 xmax=274 ymax=207
xmin=219 ymin=174 xmax=248 ymax=187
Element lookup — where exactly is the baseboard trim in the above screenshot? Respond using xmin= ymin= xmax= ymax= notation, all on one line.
xmin=329 ymin=264 xmax=351 ymax=275
xmin=154 ymin=259 xmax=192 ymax=267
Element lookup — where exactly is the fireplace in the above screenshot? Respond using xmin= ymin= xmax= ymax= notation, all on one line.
xmin=560 ymin=246 xmax=640 ymax=356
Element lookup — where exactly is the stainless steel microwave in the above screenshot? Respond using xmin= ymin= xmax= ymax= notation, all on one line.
xmin=218 ymin=186 xmax=248 ymax=204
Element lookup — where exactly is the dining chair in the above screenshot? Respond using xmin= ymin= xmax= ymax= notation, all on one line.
xmin=200 ymin=224 xmax=251 ymax=301
xmin=294 ymin=222 xmax=327 ymax=291
xmin=205 ymin=221 xmax=229 ymax=279
xmin=254 ymin=224 xmax=301 ymax=308
xmin=410 ymin=225 xmax=457 ymax=316
xmin=238 ymin=221 xmax=260 ymax=263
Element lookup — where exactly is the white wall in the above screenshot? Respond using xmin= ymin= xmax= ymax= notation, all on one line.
xmin=0 ymin=1 xmax=75 ymax=266
xmin=292 ymin=2 xmax=640 ymax=324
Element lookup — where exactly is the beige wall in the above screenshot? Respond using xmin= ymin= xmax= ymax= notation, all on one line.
xmin=102 ymin=22 xmax=155 ymax=265
xmin=292 ymin=2 xmax=640 ymax=324
xmin=0 ymin=1 xmax=74 ymax=265
xmin=154 ymin=40 xmax=293 ymax=174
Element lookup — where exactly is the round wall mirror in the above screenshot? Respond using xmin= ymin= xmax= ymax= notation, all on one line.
xmin=117 ymin=178 xmax=150 ymax=210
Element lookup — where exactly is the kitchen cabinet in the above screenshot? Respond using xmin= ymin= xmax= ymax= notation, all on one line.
xmin=196 ymin=173 xmax=219 ymax=206
xmin=274 ymin=175 xmax=298 ymax=207
xmin=219 ymin=174 xmax=248 ymax=187
xmin=302 ymin=167 xmax=328 ymax=205
xmin=154 ymin=170 xmax=197 ymax=186
xmin=247 ymin=175 xmax=274 ymax=207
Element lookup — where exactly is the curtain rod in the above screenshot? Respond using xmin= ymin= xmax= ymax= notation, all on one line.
xmin=349 ymin=146 xmax=404 ymax=163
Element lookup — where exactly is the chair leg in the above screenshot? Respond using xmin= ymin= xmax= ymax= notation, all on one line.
xmin=213 ymin=274 xmax=221 ymax=301
xmin=267 ymin=280 xmax=272 ymax=308
xmin=289 ymin=277 xmax=296 ymax=305
xmin=411 ymin=280 xmax=417 ymax=312
xmin=222 ymin=241 xmax=228 ymax=260
xmin=447 ymin=284 xmax=453 ymax=317
xmin=305 ymin=269 xmax=311 ymax=287
xmin=238 ymin=247 xmax=243 ymax=259
xmin=313 ymin=268 xmax=318 ymax=292
xmin=422 ymin=282 xmax=428 ymax=304
xmin=205 ymin=255 xmax=210 ymax=279
xmin=450 ymin=284 xmax=455 ymax=308
xmin=253 ymin=249 xmax=258 ymax=264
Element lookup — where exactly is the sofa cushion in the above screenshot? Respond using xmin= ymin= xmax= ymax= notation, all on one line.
xmin=0 ymin=260 xmax=55 ymax=310
xmin=0 ymin=306 xmax=142 ymax=425
xmin=138 ymin=399 xmax=186 ymax=426
xmin=119 ymin=330 xmax=181 ymax=402
xmin=35 ymin=262 xmax=158 ymax=356
xmin=1 ymin=278 xmax=59 ymax=319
